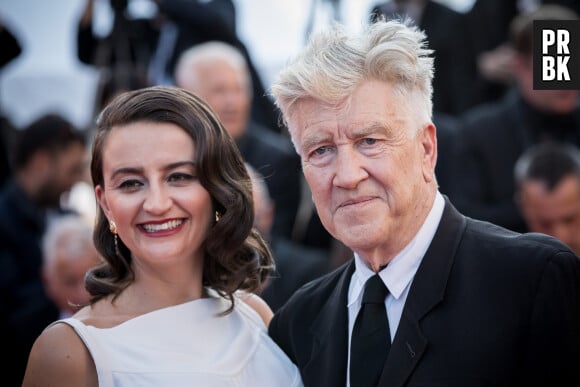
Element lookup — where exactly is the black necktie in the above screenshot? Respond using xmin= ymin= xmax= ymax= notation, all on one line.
xmin=350 ymin=274 xmax=391 ymax=387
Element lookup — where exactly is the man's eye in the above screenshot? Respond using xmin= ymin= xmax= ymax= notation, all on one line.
xmin=362 ymin=138 xmax=377 ymax=146
xmin=313 ymin=146 xmax=330 ymax=156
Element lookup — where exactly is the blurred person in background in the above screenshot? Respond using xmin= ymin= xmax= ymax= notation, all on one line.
xmin=464 ymin=0 xmax=580 ymax=107
xmin=175 ymin=41 xmax=302 ymax=240
xmin=451 ymin=4 xmax=580 ymax=233
xmin=515 ymin=141 xmax=580 ymax=256
xmin=0 ymin=18 xmax=22 ymax=188
xmin=76 ymin=0 xmax=159 ymax=85
xmin=152 ymin=0 xmax=280 ymax=131
xmin=246 ymin=163 xmax=330 ymax=312
xmin=41 ymin=214 xmax=102 ymax=319
xmin=0 ymin=113 xmax=87 ymax=386
xmin=76 ymin=0 xmax=280 ymax=132
xmin=370 ymin=0 xmax=478 ymax=116
xmin=0 ymin=19 xmax=22 ymax=69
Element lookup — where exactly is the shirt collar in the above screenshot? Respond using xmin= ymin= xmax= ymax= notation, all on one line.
xmin=349 ymin=192 xmax=445 ymax=306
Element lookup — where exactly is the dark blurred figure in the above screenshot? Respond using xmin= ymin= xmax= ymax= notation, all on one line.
xmin=91 ymin=64 xmax=152 ymax=121
xmin=370 ymin=0 xmax=478 ymax=115
xmin=77 ymin=0 xmax=159 ymax=81
xmin=0 ymin=19 xmax=21 ymax=68
xmin=0 ymin=19 xmax=23 ymax=188
xmin=0 ymin=114 xmax=87 ymax=386
xmin=77 ymin=0 xmax=157 ymax=126
xmin=464 ymin=0 xmax=519 ymax=106
xmin=175 ymin=41 xmax=302 ymax=240
xmin=465 ymin=0 xmax=580 ymax=107
xmin=515 ymin=142 xmax=580 ymax=256
xmin=246 ymin=164 xmax=330 ymax=312
xmin=452 ymin=5 xmax=580 ymax=233
xmin=77 ymin=0 xmax=279 ymax=132
xmin=153 ymin=0 xmax=281 ymax=132
xmin=0 ymin=115 xmax=16 ymax=190
xmin=433 ymin=112 xmax=460 ymax=196
xmin=545 ymin=0 xmax=580 ymax=15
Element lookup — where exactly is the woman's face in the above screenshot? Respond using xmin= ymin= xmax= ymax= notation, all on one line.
xmin=95 ymin=121 xmax=213 ymax=268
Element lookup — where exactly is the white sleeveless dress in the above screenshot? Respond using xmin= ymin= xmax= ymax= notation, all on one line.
xmin=57 ymin=294 xmax=303 ymax=386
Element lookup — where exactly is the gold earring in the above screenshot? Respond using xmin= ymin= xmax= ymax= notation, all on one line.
xmin=215 ymin=211 xmax=221 ymax=222
xmin=109 ymin=221 xmax=122 ymax=257
xmin=109 ymin=221 xmax=117 ymax=234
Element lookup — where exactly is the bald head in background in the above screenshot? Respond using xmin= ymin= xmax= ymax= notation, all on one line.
xmin=174 ymin=41 xmax=252 ymax=139
xmin=42 ymin=215 xmax=102 ymax=317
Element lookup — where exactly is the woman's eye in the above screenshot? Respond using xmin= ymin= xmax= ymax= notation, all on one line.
xmin=168 ymin=173 xmax=195 ymax=182
xmin=118 ymin=179 xmax=142 ymax=190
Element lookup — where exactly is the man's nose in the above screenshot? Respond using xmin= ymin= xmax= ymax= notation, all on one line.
xmin=332 ymin=146 xmax=369 ymax=189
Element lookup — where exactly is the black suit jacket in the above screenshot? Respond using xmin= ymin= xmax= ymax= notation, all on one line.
xmin=269 ymin=198 xmax=580 ymax=387
xmin=0 ymin=181 xmax=61 ymax=385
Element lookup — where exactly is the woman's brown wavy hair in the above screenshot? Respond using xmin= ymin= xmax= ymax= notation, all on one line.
xmin=87 ymin=85 xmax=273 ymax=312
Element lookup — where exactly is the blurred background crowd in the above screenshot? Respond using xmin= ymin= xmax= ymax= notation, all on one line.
xmin=1 ymin=0 xmax=579 ymax=385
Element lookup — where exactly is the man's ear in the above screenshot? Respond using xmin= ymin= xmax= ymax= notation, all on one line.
xmin=420 ymin=122 xmax=437 ymax=183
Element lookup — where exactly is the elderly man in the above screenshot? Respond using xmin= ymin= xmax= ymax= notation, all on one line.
xmin=174 ymin=41 xmax=302 ymax=240
xmin=266 ymin=17 xmax=580 ymax=387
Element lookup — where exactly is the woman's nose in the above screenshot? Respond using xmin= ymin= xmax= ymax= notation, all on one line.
xmin=143 ymin=184 xmax=172 ymax=214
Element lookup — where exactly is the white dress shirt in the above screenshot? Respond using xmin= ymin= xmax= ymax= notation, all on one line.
xmin=345 ymin=192 xmax=445 ymax=386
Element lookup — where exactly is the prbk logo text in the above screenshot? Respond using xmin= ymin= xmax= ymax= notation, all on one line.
xmin=533 ymin=20 xmax=580 ymax=89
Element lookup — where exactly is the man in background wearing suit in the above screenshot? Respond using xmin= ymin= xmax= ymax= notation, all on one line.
xmin=245 ymin=163 xmax=330 ymax=312
xmin=451 ymin=5 xmax=580 ymax=233
xmin=267 ymin=17 xmax=580 ymax=387
xmin=174 ymin=41 xmax=302 ymax=240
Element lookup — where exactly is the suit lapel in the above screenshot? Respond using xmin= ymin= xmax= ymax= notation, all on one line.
xmin=302 ymin=262 xmax=355 ymax=387
xmin=379 ymin=198 xmax=467 ymax=387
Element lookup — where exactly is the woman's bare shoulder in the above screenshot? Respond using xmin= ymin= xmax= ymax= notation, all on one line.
xmin=22 ymin=321 xmax=98 ymax=387
xmin=238 ymin=292 xmax=274 ymax=326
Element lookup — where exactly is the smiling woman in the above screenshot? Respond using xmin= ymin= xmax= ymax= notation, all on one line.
xmin=22 ymin=85 xmax=303 ymax=387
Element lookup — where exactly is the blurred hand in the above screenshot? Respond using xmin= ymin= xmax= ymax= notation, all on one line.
xmin=477 ymin=43 xmax=515 ymax=84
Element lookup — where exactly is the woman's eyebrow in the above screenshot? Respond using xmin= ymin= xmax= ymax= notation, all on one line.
xmin=110 ymin=161 xmax=196 ymax=180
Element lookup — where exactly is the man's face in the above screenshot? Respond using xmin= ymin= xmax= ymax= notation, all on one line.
xmin=36 ymin=143 xmax=87 ymax=207
xmin=185 ymin=59 xmax=251 ymax=139
xmin=519 ymin=175 xmax=580 ymax=255
xmin=515 ymin=55 xmax=579 ymax=114
xmin=287 ymin=79 xmax=437 ymax=261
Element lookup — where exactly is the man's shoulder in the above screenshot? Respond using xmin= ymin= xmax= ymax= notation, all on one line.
xmin=462 ymin=217 xmax=578 ymax=263
xmin=275 ymin=262 xmax=351 ymax=314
